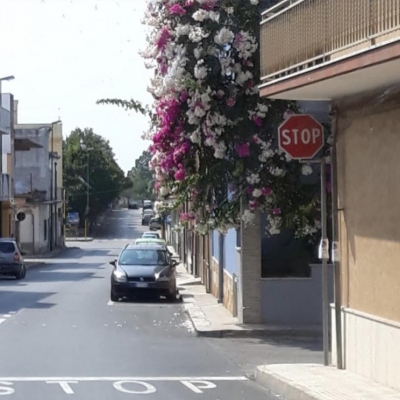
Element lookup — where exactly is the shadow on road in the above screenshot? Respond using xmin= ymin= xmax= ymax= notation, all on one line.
xmin=0 ymin=290 xmax=56 ymax=314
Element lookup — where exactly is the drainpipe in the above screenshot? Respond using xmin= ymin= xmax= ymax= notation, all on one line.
xmin=54 ymin=162 xmax=58 ymax=248
xmin=330 ymin=107 xmax=344 ymax=370
xmin=218 ymin=232 xmax=225 ymax=304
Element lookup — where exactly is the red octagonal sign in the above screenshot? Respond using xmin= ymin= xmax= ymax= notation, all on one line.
xmin=278 ymin=114 xmax=324 ymax=160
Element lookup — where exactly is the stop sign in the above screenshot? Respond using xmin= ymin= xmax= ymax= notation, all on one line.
xmin=278 ymin=114 xmax=324 ymax=159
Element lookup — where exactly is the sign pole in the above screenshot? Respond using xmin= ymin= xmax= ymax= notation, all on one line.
xmin=320 ymin=158 xmax=330 ymax=366
xmin=278 ymin=114 xmax=328 ymax=364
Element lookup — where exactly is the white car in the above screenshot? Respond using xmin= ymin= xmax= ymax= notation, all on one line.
xmin=142 ymin=232 xmax=160 ymax=239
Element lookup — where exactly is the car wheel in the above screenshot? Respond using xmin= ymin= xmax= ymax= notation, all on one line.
xmin=15 ymin=265 xmax=26 ymax=280
xmin=110 ymin=286 xmax=119 ymax=302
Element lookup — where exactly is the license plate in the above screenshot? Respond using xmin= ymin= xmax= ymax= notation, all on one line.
xmin=136 ymin=282 xmax=148 ymax=288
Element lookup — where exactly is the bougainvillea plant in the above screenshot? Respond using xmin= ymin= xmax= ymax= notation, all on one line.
xmin=140 ymin=0 xmax=322 ymax=237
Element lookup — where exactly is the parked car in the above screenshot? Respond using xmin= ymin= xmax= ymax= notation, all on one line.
xmin=110 ymin=244 xmax=178 ymax=301
xmin=135 ymin=238 xmax=172 ymax=256
xmin=0 ymin=238 xmax=27 ymax=280
xmin=141 ymin=209 xmax=154 ymax=225
xmin=143 ymin=200 xmax=152 ymax=210
xmin=149 ymin=216 xmax=162 ymax=231
xmin=142 ymin=232 xmax=160 ymax=239
xmin=128 ymin=201 xmax=138 ymax=210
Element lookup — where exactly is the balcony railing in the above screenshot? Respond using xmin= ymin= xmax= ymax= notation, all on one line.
xmin=260 ymin=0 xmax=400 ymax=83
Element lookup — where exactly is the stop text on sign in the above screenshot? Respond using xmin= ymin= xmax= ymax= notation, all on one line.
xmin=278 ymin=114 xmax=324 ymax=160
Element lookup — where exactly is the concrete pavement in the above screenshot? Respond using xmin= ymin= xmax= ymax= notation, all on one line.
xmin=0 ymin=209 xmax=278 ymax=399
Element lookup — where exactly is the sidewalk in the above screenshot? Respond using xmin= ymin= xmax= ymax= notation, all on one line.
xmin=255 ymin=363 xmax=400 ymax=400
xmin=171 ymin=245 xmax=400 ymax=399
xmin=65 ymin=237 xmax=94 ymax=242
xmin=171 ymin=246 xmax=320 ymax=339
xmin=24 ymin=246 xmax=75 ymax=268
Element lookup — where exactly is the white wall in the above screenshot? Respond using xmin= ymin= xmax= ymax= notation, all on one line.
xmin=261 ymin=264 xmax=334 ymax=326
xmin=331 ymin=306 xmax=400 ymax=391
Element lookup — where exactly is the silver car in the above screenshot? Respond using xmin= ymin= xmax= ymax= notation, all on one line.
xmin=0 ymin=238 xmax=27 ymax=280
xmin=141 ymin=209 xmax=154 ymax=225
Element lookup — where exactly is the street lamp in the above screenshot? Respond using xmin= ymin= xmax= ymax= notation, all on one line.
xmin=80 ymin=139 xmax=94 ymax=240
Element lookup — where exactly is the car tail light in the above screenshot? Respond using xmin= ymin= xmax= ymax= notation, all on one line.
xmin=14 ymin=253 xmax=20 ymax=262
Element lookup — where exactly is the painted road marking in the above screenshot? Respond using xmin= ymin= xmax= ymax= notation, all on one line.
xmin=0 ymin=377 xmax=249 ymax=396
xmin=0 ymin=377 xmax=248 ymax=382
xmin=0 ymin=311 xmax=18 ymax=326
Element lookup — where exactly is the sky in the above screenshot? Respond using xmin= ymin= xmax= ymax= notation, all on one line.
xmin=0 ymin=0 xmax=154 ymax=173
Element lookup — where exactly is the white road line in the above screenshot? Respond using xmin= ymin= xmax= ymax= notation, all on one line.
xmin=0 ymin=319 xmax=6 ymax=325
xmin=0 ymin=377 xmax=248 ymax=382
xmin=2 ymin=314 xmax=12 ymax=318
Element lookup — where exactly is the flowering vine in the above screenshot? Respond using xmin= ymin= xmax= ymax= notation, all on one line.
xmin=141 ymin=0 xmax=321 ymax=237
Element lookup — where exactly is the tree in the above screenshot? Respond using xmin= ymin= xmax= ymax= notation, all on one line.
xmin=139 ymin=0 xmax=323 ymax=237
xmin=129 ymin=150 xmax=155 ymax=201
xmin=63 ymin=128 xmax=130 ymax=225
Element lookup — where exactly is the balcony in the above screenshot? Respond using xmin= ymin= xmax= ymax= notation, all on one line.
xmin=260 ymin=0 xmax=400 ymax=100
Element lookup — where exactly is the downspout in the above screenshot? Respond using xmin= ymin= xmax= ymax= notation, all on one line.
xmin=218 ymin=232 xmax=225 ymax=304
xmin=330 ymin=106 xmax=344 ymax=370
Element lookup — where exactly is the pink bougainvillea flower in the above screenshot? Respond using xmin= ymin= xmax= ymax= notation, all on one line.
xmin=262 ymin=187 xmax=272 ymax=196
xmin=249 ymin=200 xmax=258 ymax=210
xmin=201 ymin=0 xmax=216 ymax=10
xmin=252 ymin=114 xmax=263 ymax=127
xmin=226 ymin=97 xmax=236 ymax=107
xmin=235 ymin=142 xmax=250 ymax=158
xmin=156 ymin=27 xmax=170 ymax=50
xmin=174 ymin=169 xmax=186 ymax=181
xmin=185 ymin=0 xmax=195 ymax=6
xmin=179 ymin=90 xmax=189 ymax=103
xmin=180 ymin=213 xmax=188 ymax=222
xmin=169 ymin=4 xmax=186 ymax=15
xmin=272 ymin=208 xmax=281 ymax=215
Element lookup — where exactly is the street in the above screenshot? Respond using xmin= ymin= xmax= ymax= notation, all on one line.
xmin=0 ymin=209 xmax=277 ymax=399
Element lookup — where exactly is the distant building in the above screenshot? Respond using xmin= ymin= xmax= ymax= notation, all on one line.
xmin=14 ymin=101 xmax=64 ymax=254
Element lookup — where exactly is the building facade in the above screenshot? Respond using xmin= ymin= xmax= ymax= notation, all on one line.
xmin=0 ymin=93 xmax=15 ymax=237
xmin=14 ymin=102 xmax=64 ymax=254
xmin=259 ymin=0 xmax=400 ymax=391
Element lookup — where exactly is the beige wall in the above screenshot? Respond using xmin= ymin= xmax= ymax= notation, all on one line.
xmin=336 ymin=92 xmax=400 ymax=323
xmin=210 ymin=256 xmax=235 ymax=314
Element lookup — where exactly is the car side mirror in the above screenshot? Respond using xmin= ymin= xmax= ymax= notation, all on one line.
xmin=109 ymin=260 xmax=116 ymax=267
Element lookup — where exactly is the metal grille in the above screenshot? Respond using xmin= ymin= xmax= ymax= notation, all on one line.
xmin=128 ymin=277 xmax=156 ymax=282
xmin=260 ymin=0 xmax=400 ymax=80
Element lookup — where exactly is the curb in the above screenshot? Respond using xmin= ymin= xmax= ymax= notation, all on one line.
xmin=184 ymin=302 xmax=322 ymax=339
xmin=254 ymin=365 xmax=315 ymax=400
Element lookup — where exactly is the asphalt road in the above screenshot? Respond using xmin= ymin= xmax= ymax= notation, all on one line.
xmin=0 ymin=209 xmax=279 ymax=399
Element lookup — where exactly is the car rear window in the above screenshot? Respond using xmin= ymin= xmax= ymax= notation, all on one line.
xmin=0 ymin=242 xmax=16 ymax=253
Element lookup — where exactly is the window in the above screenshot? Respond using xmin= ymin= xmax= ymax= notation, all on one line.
xmin=236 ymin=228 xmax=241 ymax=248
xmin=119 ymin=249 xmax=168 ymax=266
xmin=0 ymin=242 xmax=15 ymax=253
